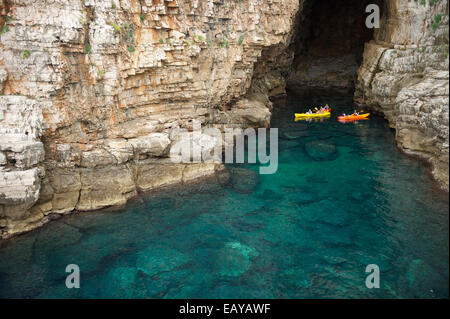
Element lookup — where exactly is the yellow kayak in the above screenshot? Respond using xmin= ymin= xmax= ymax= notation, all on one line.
xmin=295 ymin=112 xmax=331 ymax=118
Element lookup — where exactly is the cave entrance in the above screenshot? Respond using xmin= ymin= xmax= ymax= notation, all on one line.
xmin=287 ymin=0 xmax=385 ymax=95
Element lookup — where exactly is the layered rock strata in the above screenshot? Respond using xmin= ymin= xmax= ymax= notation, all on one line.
xmin=0 ymin=0 xmax=300 ymax=238
xmin=354 ymin=0 xmax=449 ymax=189
xmin=1 ymin=0 xmax=448 ymax=239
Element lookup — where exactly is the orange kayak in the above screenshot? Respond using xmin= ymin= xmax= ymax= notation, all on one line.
xmin=338 ymin=113 xmax=370 ymax=122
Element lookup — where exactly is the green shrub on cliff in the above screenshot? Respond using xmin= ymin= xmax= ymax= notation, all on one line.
xmin=0 ymin=24 xmax=8 ymax=34
xmin=22 ymin=50 xmax=30 ymax=59
xmin=107 ymin=21 xmax=121 ymax=33
xmin=219 ymin=40 xmax=229 ymax=48
xmin=0 ymin=16 xmax=13 ymax=34
xmin=432 ymin=14 xmax=443 ymax=32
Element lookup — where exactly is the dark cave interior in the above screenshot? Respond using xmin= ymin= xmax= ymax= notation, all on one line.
xmin=287 ymin=0 xmax=385 ymax=94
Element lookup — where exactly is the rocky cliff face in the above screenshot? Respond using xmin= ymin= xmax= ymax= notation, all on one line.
xmin=0 ymin=0 xmax=300 ymax=238
xmin=1 ymin=0 xmax=448 ymax=239
xmin=354 ymin=0 xmax=449 ymax=189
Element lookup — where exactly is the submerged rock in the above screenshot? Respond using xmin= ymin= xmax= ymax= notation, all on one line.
xmin=405 ymin=259 xmax=437 ymax=290
xmin=136 ymin=246 xmax=189 ymax=277
xmin=291 ymin=190 xmax=316 ymax=205
xmin=216 ymin=242 xmax=259 ymax=277
xmin=322 ymin=255 xmax=347 ymax=266
xmin=228 ymin=168 xmax=260 ymax=194
xmin=302 ymin=200 xmax=347 ymax=224
xmin=0 ymin=236 xmax=34 ymax=275
xmin=207 ymin=284 xmax=276 ymax=299
xmin=280 ymin=266 xmax=312 ymax=289
xmin=305 ymin=174 xmax=329 ymax=184
xmin=101 ymin=266 xmax=138 ymax=298
xmin=279 ymin=139 xmax=302 ymax=150
xmin=304 ymin=140 xmax=338 ymax=161
xmin=231 ymin=216 xmax=266 ymax=232
xmin=281 ymin=130 xmax=309 ymax=140
xmin=261 ymin=189 xmax=284 ymax=201
xmin=34 ymin=222 xmax=82 ymax=251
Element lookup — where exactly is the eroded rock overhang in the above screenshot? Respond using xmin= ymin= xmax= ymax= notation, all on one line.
xmin=0 ymin=0 xmax=301 ymax=238
xmin=354 ymin=0 xmax=449 ymax=190
xmin=1 ymin=0 xmax=448 ymax=239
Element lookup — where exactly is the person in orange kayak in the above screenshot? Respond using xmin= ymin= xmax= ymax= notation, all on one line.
xmin=353 ymin=110 xmax=359 ymax=116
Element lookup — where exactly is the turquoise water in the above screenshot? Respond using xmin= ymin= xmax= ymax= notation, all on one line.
xmin=0 ymin=92 xmax=448 ymax=299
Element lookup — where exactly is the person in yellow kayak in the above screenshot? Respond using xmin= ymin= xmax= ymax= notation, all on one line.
xmin=315 ymin=105 xmax=330 ymax=114
xmin=306 ymin=109 xmax=313 ymax=114
xmin=316 ymin=107 xmax=326 ymax=114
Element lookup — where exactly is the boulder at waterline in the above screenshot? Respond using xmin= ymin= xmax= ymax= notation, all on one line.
xmin=216 ymin=168 xmax=231 ymax=186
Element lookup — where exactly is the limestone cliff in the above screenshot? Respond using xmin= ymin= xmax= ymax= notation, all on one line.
xmin=0 ymin=0 xmax=449 ymax=239
xmin=0 ymin=0 xmax=300 ymax=238
xmin=354 ymin=0 xmax=449 ymax=189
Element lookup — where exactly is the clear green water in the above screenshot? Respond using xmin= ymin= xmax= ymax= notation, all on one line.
xmin=0 ymin=92 xmax=448 ymax=299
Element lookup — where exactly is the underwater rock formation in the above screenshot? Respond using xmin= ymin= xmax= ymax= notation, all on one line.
xmin=228 ymin=167 xmax=260 ymax=194
xmin=216 ymin=241 xmax=259 ymax=277
xmin=304 ymin=140 xmax=338 ymax=161
xmin=136 ymin=245 xmax=189 ymax=276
